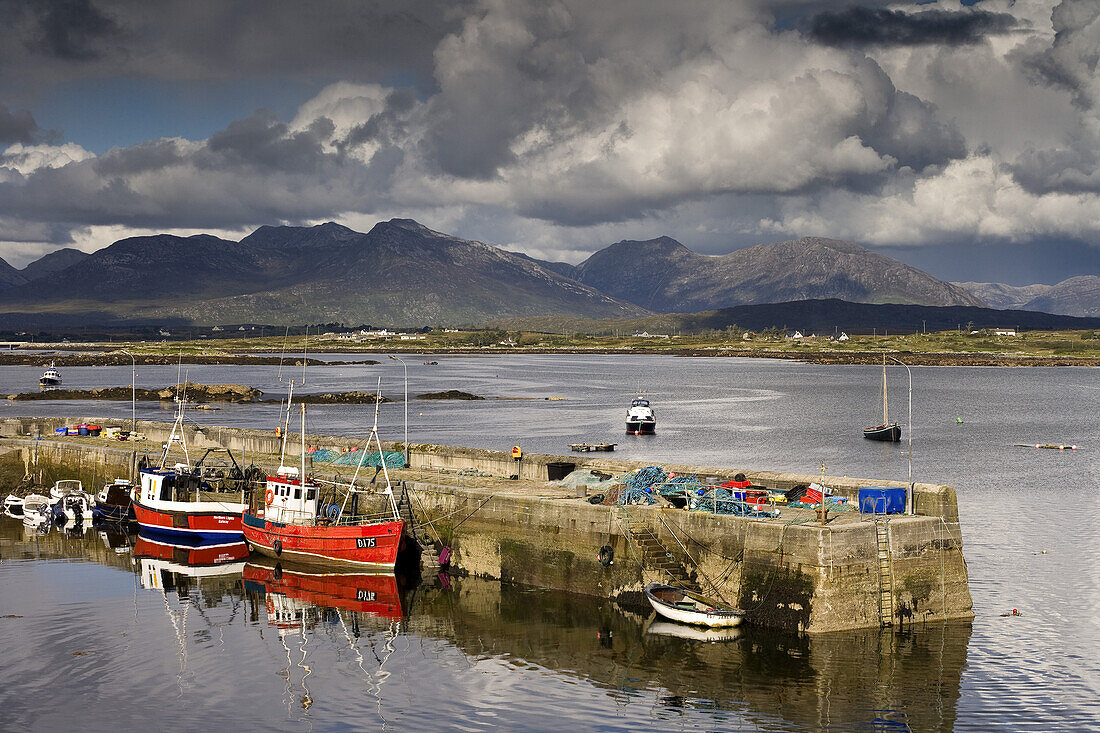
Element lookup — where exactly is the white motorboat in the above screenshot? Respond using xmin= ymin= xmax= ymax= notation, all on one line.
xmin=626 ymin=397 xmax=656 ymax=435
xmin=49 ymin=480 xmax=93 ymax=522
xmin=3 ymin=493 xmax=26 ymax=517
xmin=39 ymin=363 xmax=62 ymax=387
xmin=22 ymin=494 xmax=53 ymax=528
xmin=644 ymin=582 xmax=743 ymax=628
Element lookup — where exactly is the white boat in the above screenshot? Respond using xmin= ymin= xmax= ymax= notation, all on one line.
xmin=49 ymin=480 xmax=93 ymax=522
xmin=3 ymin=493 xmax=26 ymax=517
xmin=626 ymin=397 xmax=656 ymax=435
xmin=39 ymin=363 xmax=62 ymax=387
xmin=21 ymin=494 xmax=53 ymax=528
xmin=644 ymin=582 xmax=743 ymax=628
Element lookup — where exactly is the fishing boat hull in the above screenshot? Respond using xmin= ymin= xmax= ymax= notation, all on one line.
xmin=133 ymin=499 xmax=246 ymax=541
xmin=242 ymin=512 xmax=405 ymax=569
xmin=863 ymin=423 xmax=901 ymax=442
xmin=644 ymin=582 xmax=744 ymax=628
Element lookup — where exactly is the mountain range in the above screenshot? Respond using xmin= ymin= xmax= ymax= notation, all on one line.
xmin=953 ymin=277 xmax=1100 ymax=318
xmin=0 ymin=220 xmax=1097 ymax=328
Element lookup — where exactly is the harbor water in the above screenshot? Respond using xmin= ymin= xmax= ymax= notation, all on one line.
xmin=1 ymin=355 xmax=1097 ymax=731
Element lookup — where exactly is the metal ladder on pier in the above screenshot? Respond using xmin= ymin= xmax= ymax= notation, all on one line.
xmin=875 ymin=519 xmax=895 ymax=627
xmin=629 ymin=521 xmax=699 ymax=592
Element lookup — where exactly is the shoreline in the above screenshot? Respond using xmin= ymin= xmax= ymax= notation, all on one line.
xmin=1 ymin=348 xmax=1097 ymax=367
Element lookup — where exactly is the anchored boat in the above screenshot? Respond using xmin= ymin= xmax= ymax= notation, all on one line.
xmin=626 ymin=397 xmax=656 ymax=435
xmin=863 ymin=356 xmax=901 ymax=442
xmin=39 ymin=363 xmax=62 ymax=387
xmin=644 ymin=582 xmax=744 ymax=628
xmin=242 ymin=380 xmax=406 ymax=570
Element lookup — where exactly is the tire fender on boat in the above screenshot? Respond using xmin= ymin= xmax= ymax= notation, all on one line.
xmin=598 ymin=545 xmax=614 ymax=566
xmin=273 ymin=539 xmax=283 ymax=557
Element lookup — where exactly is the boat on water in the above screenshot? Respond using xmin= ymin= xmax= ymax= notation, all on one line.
xmin=93 ymin=478 xmax=136 ymax=522
xmin=626 ymin=397 xmax=656 ymax=435
xmin=132 ymin=393 xmax=249 ymax=541
xmin=644 ymin=582 xmax=744 ymax=628
xmin=3 ymin=493 xmax=27 ymax=517
xmin=49 ymin=480 xmax=93 ymax=523
xmin=39 ymin=363 xmax=62 ymax=387
xmin=21 ymin=494 xmax=53 ymax=529
xmin=863 ymin=356 xmax=901 ymax=442
xmin=242 ymin=380 xmax=406 ymax=570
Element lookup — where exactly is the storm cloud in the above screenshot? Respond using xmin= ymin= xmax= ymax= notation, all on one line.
xmin=806 ymin=6 xmax=1021 ymax=47
xmin=0 ymin=0 xmax=1097 ymax=281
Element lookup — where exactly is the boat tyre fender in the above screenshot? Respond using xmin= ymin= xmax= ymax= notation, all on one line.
xmin=265 ymin=488 xmax=274 ymax=506
xmin=273 ymin=539 xmax=283 ymax=557
xmin=327 ymin=504 xmax=339 ymax=521
xmin=273 ymin=563 xmax=283 ymax=581
xmin=598 ymin=545 xmax=614 ymax=567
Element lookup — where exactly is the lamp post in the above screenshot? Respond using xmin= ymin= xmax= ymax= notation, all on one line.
xmin=120 ymin=349 xmax=136 ymax=433
xmin=388 ymin=354 xmax=409 ymax=467
xmin=889 ymin=356 xmax=913 ymax=513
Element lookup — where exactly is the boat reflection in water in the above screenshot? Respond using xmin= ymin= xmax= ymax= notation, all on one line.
xmin=243 ymin=558 xmax=405 ymax=626
xmin=134 ymin=530 xmax=250 ymax=572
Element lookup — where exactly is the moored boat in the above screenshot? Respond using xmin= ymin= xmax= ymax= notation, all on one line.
xmin=93 ymin=478 xmax=136 ymax=522
xmin=644 ymin=582 xmax=743 ymax=628
xmin=626 ymin=397 xmax=656 ymax=435
xmin=131 ymin=395 xmax=249 ymax=541
xmin=242 ymin=380 xmax=406 ymax=570
xmin=3 ymin=493 xmax=26 ymax=517
xmin=39 ymin=363 xmax=62 ymax=387
xmin=863 ymin=355 xmax=901 ymax=442
xmin=21 ymin=494 xmax=53 ymax=529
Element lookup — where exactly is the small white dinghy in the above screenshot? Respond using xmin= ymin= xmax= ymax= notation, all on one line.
xmin=21 ymin=494 xmax=53 ymax=528
xmin=644 ymin=582 xmax=744 ymax=628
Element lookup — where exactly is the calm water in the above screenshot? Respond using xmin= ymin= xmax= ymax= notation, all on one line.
xmin=1 ymin=355 xmax=1098 ymax=731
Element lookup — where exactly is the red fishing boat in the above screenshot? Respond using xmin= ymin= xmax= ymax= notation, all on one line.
xmin=132 ymin=393 xmax=249 ymax=541
xmin=242 ymin=379 xmax=406 ymax=570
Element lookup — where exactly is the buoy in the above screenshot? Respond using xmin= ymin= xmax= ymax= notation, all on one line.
xmin=956 ymin=417 xmax=963 ymax=424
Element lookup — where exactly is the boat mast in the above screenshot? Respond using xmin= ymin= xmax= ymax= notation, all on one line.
xmin=278 ymin=381 xmax=295 ymax=470
xmin=882 ymin=354 xmax=889 ymax=424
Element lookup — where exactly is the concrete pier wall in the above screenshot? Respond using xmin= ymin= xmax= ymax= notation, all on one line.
xmin=0 ymin=417 xmax=974 ymax=633
xmin=407 ymin=482 xmax=972 ymax=634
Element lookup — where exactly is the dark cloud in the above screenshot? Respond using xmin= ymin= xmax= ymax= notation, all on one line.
xmin=26 ymin=0 xmax=119 ymax=60
xmin=1010 ymin=147 xmax=1100 ymax=194
xmin=338 ymin=89 xmax=418 ymax=151
xmin=93 ymin=139 xmax=187 ymax=176
xmin=0 ymin=103 xmax=54 ymax=145
xmin=806 ymin=6 xmax=1019 ymax=47
xmin=202 ymin=112 xmax=336 ymax=174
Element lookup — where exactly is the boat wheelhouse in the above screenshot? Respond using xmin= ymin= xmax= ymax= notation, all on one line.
xmin=626 ymin=397 xmax=656 ymax=435
xmin=93 ymin=478 xmax=136 ymax=522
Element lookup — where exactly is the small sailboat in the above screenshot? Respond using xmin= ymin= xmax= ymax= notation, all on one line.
xmin=644 ymin=582 xmax=743 ymax=628
xmin=863 ymin=355 xmax=901 ymax=442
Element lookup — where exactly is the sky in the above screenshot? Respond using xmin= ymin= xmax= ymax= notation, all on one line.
xmin=0 ymin=0 xmax=1098 ymax=285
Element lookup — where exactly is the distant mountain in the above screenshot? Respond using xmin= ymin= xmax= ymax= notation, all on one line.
xmin=0 ymin=257 xmax=27 ymax=289
xmin=1021 ymin=276 xmax=1100 ymax=318
xmin=19 ymin=248 xmax=91 ymax=282
xmin=0 ymin=220 xmax=646 ymax=326
xmin=954 ymin=276 xmax=1100 ymax=317
xmin=507 ymin=251 xmax=579 ymax=280
xmin=574 ymin=236 xmax=985 ymax=313
xmin=953 ymin=281 xmax=1052 ymax=310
